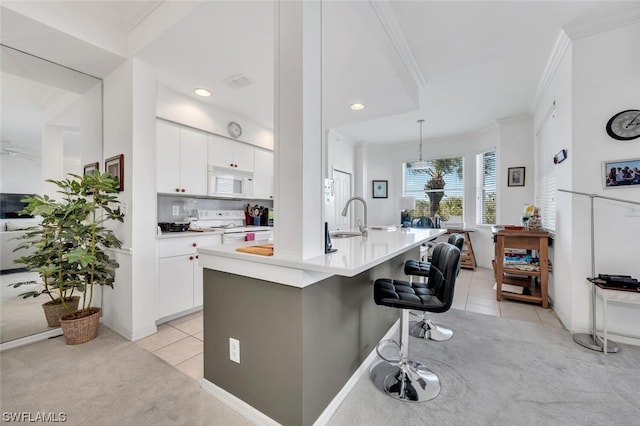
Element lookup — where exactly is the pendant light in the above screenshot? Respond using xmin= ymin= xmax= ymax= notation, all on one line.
xmin=413 ymin=119 xmax=429 ymax=170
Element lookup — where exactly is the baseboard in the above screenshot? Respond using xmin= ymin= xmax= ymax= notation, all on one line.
xmin=199 ymin=318 xmax=401 ymax=426
xmin=101 ymin=320 xmax=157 ymax=342
xmin=200 ymin=379 xmax=280 ymax=426
xmin=313 ymin=317 xmax=400 ymax=426
xmin=0 ymin=328 xmax=63 ymax=351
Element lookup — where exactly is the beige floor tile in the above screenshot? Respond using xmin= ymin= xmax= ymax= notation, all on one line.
xmin=171 ymin=316 xmax=203 ymax=335
xmin=193 ymin=331 xmax=204 ymax=341
xmin=465 ymin=303 xmax=500 ymax=317
xmin=136 ymin=324 xmax=189 ymax=352
xmin=536 ymin=308 xmax=564 ymax=328
xmin=175 ymin=352 xmax=204 ymax=381
xmin=500 ymin=306 xmax=541 ymax=324
xmin=466 ymin=295 xmax=500 ymax=308
xmin=153 ymin=336 xmax=203 ymax=366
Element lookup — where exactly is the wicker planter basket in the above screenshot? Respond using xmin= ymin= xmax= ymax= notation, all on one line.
xmin=42 ymin=296 xmax=81 ymax=327
xmin=59 ymin=307 xmax=101 ymax=345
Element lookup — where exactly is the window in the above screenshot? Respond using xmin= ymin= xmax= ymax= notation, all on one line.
xmin=476 ymin=148 xmax=496 ymax=225
xmin=403 ymin=156 xmax=464 ymax=222
xmin=535 ymin=106 xmax=556 ymax=232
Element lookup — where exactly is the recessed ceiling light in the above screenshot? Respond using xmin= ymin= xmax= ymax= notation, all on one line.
xmin=194 ymin=88 xmax=212 ymax=97
xmin=350 ymin=103 xmax=365 ymax=111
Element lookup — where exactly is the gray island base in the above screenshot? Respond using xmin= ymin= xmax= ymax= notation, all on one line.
xmin=198 ymin=228 xmax=444 ymax=425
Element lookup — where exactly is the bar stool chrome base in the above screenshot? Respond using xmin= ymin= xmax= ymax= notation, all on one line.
xmin=409 ymin=319 xmax=453 ymax=341
xmin=369 ymin=359 xmax=440 ymax=402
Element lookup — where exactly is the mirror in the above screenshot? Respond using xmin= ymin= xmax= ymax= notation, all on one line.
xmin=0 ymin=44 xmax=103 ymax=344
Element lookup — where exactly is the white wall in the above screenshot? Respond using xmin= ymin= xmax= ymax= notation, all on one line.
xmin=569 ymin=22 xmax=640 ymax=340
xmin=156 ymin=86 xmax=273 ymax=151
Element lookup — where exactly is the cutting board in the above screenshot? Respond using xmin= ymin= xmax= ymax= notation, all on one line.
xmin=236 ymin=243 xmax=274 ymax=256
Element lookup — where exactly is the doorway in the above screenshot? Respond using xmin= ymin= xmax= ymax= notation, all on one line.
xmin=333 ymin=169 xmax=352 ymax=230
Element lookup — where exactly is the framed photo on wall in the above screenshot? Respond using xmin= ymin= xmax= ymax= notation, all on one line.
xmin=372 ymin=180 xmax=388 ymax=198
xmin=507 ymin=167 xmax=525 ymax=187
xmin=603 ymin=157 xmax=640 ymax=188
xmin=83 ymin=162 xmax=99 ymax=176
xmin=105 ymin=154 xmax=124 ymax=191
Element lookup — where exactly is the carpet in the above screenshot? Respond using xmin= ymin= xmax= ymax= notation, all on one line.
xmin=328 ymin=309 xmax=640 ymax=425
xmin=0 ymin=326 xmax=251 ymax=426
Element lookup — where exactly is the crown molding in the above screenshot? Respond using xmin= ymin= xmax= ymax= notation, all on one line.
xmin=530 ymin=30 xmax=571 ymax=114
xmin=368 ymin=0 xmax=427 ymax=91
xmin=563 ymin=5 xmax=640 ymax=40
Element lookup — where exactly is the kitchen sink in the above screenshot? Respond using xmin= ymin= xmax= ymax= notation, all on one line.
xmin=330 ymin=231 xmax=361 ymax=239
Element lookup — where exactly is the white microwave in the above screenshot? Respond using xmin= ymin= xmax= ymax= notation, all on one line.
xmin=208 ymin=165 xmax=254 ymax=198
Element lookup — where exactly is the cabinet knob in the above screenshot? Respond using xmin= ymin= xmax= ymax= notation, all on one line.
xmin=195 ymin=255 xmax=199 ymax=259
xmin=192 ymin=243 xmax=197 ymax=247
xmin=181 ymin=188 xmax=186 ymax=192
xmin=175 ymin=188 xmax=180 ymax=192
xmin=189 ymin=256 xmax=194 ymax=260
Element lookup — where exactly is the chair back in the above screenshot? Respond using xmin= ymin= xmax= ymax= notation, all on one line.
xmin=426 ymin=242 xmax=461 ymax=313
xmin=447 ymin=233 xmax=464 ymax=251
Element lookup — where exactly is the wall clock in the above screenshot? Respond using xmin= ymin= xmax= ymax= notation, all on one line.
xmin=227 ymin=121 xmax=242 ymax=139
xmin=606 ymin=109 xmax=640 ymax=141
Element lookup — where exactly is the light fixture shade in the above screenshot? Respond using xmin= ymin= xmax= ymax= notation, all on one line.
xmin=400 ymin=196 xmax=416 ymax=211
xmin=411 ymin=160 xmax=429 ymax=170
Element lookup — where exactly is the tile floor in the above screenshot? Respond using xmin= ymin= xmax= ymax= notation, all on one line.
xmin=136 ymin=266 xmax=564 ymax=382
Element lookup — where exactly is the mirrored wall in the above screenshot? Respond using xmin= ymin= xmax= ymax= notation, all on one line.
xmin=0 ymin=44 xmax=103 ymax=344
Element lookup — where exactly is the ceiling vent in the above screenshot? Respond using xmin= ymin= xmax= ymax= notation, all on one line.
xmin=224 ymin=74 xmax=252 ymax=89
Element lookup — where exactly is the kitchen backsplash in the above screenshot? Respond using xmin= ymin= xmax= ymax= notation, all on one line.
xmin=157 ymin=194 xmax=273 ymax=223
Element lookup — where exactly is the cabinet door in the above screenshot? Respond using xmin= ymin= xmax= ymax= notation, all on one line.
xmin=158 ymin=255 xmax=195 ymax=319
xmin=233 ymin=142 xmax=255 ymax=172
xmin=208 ymin=134 xmax=235 ymax=169
xmin=254 ymin=149 xmax=274 ymax=199
xmin=156 ymin=121 xmax=181 ymax=193
xmin=179 ymin=127 xmax=208 ymax=195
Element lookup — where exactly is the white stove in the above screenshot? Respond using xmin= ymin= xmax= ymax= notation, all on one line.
xmin=192 ymin=210 xmax=273 ymax=243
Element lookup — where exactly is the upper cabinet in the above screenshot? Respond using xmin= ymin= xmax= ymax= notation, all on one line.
xmin=254 ymin=149 xmax=274 ymax=199
xmin=208 ymin=134 xmax=255 ymax=172
xmin=157 ymin=120 xmax=208 ymax=195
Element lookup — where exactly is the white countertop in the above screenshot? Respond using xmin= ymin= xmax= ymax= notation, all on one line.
xmin=197 ymin=228 xmax=444 ymax=286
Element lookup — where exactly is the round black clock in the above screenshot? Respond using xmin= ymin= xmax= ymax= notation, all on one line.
xmin=606 ymin=109 xmax=640 ymax=141
xmin=227 ymin=121 xmax=242 ymax=139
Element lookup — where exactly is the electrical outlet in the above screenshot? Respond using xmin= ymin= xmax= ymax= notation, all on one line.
xmin=172 ymin=204 xmax=180 ymax=216
xmin=229 ymin=338 xmax=240 ymax=363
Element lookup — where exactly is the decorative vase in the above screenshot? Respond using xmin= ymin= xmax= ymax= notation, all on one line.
xmin=42 ymin=296 xmax=81 ymax=327
xmin=59 ymin=307 xmax=101 ymax=345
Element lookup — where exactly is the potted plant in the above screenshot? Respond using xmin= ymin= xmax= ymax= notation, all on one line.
xmin=13 ymin=172 xmax=124 ymax=343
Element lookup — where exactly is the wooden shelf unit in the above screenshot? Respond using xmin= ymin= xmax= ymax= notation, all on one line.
xmin=493 ymin=229 xmax=550 ymax=308
xmin=446 ymin=229 xmax=476 ymax=270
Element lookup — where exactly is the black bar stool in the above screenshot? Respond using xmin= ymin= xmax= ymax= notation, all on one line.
xmin=403 ymin=233 xmax=464 ymax=341
xmin=369 ymin=242 xmax=461 ymax=402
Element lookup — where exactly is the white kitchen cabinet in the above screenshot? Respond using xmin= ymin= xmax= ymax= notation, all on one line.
xmin=208 ymin=134 xmax=255 ymax=172
xmin=157 ymin=233 xmax=221 ymax=321
xmin=157 ymin=120 xmax=208 ymax=195
xmin=253 ymin=148 xmax=274 ymax=199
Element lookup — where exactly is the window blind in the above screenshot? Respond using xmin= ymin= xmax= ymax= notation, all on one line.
xmin=475 ymin=148 xmax=497 ymax=225
xmin=535 ymin=107 xmax=556 ymax=232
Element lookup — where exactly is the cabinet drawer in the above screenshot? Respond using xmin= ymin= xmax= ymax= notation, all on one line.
xmin=158 ymin=234 xmax=222 ymax=257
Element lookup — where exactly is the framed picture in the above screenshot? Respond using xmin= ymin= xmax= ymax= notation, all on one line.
xmin=83 ymin=162 xmax=99 ymax=176
xmin=507 ymin=167 xmax=525 ymax=187
xmin=105 ymin=154 xmax=124 ymax=191
xmin=372 ymin=180 xmax=388 ymax=198
xmin=603 ymin=157 xmax=640 ymax=189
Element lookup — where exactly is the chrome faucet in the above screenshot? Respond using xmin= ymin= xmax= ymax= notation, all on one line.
xmin=341 ymin=196 xmax=368 ymax=237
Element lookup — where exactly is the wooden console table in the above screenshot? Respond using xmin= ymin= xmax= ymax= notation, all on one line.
xmin=493 ymin=228 xmax=550 ymax=308
xmin=445 ymin=228 xmax=476 ymax=270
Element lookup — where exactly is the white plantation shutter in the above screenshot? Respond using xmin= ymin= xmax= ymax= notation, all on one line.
xmin=476 ymin=148 xmax=497 ymax=225
xmin=535 ymin=106 xmax=556 ymax=232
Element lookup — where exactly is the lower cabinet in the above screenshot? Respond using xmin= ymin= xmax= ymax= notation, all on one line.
xmin=157 ymin=234 xmax=222 ymax=321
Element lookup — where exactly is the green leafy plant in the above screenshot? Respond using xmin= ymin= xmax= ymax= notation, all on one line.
xmin=12 ymin=172 xmax=124 ymax=317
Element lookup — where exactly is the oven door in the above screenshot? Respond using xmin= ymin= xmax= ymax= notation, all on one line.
xmin=222 ymin=232 xmax=248 ymax=244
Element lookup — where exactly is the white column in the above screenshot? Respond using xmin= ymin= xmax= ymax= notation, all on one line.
xmin=273 ymin=0 xmax=324 ymax=259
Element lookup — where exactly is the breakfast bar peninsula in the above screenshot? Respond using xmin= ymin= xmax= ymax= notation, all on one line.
xmin=197 ymin=228 xmax=444 ymax=425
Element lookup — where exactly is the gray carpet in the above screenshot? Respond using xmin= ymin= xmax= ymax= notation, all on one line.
xmin=1 ymin=310 xmax=639 ymax=426
xmin=329 ymin=309 xmax=640 ymax=426
xmin=0 ymin=326 xmax=251 ymax=426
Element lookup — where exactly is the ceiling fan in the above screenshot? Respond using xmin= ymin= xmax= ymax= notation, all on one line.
xmin=0 ymin=142 xmax=40 ymax=161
